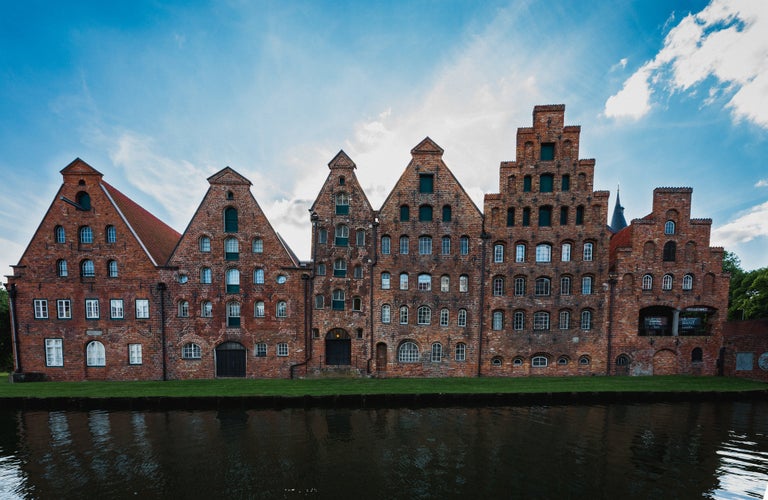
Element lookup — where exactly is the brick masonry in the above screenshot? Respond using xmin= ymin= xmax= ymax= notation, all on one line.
xmin=5 ymin=105 xmax=731 ymax=380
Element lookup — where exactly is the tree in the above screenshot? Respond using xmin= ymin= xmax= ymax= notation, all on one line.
xmin=725 ymin=251 xmax=768 ymax=320
xmin=0 ymin=285 xmax=11 ymax=372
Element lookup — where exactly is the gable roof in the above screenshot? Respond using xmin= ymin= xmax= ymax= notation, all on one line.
xmin=207 ymin=167 xmax=253 ymax=186
xmin=310 ymin=150 xmax=374 ymax=214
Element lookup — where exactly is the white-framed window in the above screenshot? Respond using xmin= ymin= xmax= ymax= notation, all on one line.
xmin=335 ymin=224 xmax=349 ymax=246
xmin=182 ymin=343 xmax=201 ymax=359
xmin=583 ymin=242 xmax=593 ymax=261
xmin=532 ymin=355 xmax=548 ymax=368
xmin=561 ymin=243 xmax=571 ymax=262
xmin=440 ymin=308 xmax=449 ymax=326
xmin=642 ymin=274 xmax=653 ymax=290
xmin=34 ymin=299 xmax=48 ymax=319
xmin=381 ymin=272 xmax=391 ymax=289
xmin=254 ymin=268 xmax=265 ymax=284
xmin=136 ymin=299 xmax=149 ymax=319
xmin=399 ymin=236 xmax=409 ymax=254
xmin=178 ymin=300 xmax=189 ymax=317
xmin=277 ymin=343 xmax=289 ymax=357
xmin=333 ymin=258 xmax=347 ymax=277
xmin=318 ymin=228 xmax=328 ymax=244
xmin=458 ymin=309 xmax=467 ymax=327
xmin=431 ymin=343 xmax=442 ymax=362
xmin=55 ymin=225 xmax=66 ymax=244
xmin=455 ymin=343 xmax=466 ymax=362
xmin=535 ymin=277 xmax=551 ymax=296
xmin=335 ymin=192 xmax=349 ymax=214
xmin=276 ymin=301 xmax=287 ymax=318
xmin=381 ymin=236 xmax=391 ymax=255
xmin=399 ymin=306 xmax=409 ymax=324
xmin=255 ymin=343 xmax=267 ymax=357
xmin=493 ymin=276 xmax=505 ymax=296
xmin=79 ymin=226 xmax=93 ymax=244
xmin=45 ymin=338 xmax=63 ymax=367
xmin=200 ymin=267 xmax=212 ymax=284
xmin=662 ymin=274 xmax=673 ymax=290
xmin=581 ymin=309 xmax=592 ymax=330
xmin=417 ymin=273 xmax=431 ymax=291
xmin=316 ymin=263 xmax=326 ymax=276
xmin=199 ymin=236 xmax=211 ymax=252
xmin=440 ymin=275 xmax=450 ymax=292
xmin=535 ymin=244 xmax=551 ymax=263
xmin=418 ymin=236 xmax=432 ymax=255
xmin=252 ymin=237 xmax=263 ymax=253
xmin=398 ymin=342 xmax=419 ymax=363
xmin=86 ymin=341 xmax=105 ymax=367
xmin=560 ymin=276 xmax=571 ymax=295
xmin=225 ymin=268 xmax=240 ymax=293
xmin=381 ymin=304 xmax=391 ymax=324
xmin=514 ymin=277 xmax=526 ymax=296
xmin=559 ymin=310 xmax=570 ymax=330
xmin=57 ymin=259 xmax=68 ymax=277
xmin=399 ymin=273 xmax=409 ymax=290
xmin=85 ymin=299 xmax=100 ymax=319
xmin=107 ymin=260 xmax=118 ymax=278
xmin=332 ymin=290 xmax=345 ymax=310
xmin=110 ymin=299 xmax=124 ymax=319
xmin=128 ymin=344 xmax=142 ymax=365
xmin=581 ymin=276 xmax=593 ymax=295
xmin=682 ymin=274 xmax=693 ymax=290
xmin=533 ymin=311 xmax=550 ymax=330
xmin=513 ymin=311 xmax=525 ymax=330
xmin=225 ymin=237 xmax=239 ymax=260
xmin=57 ymin=299 xmax=71 ymax=319
xmin=81 ymin=260 xmax=95 ymax=277
xmin=254 ymin=301 xmax=265 ymax=318
xmin=202 ymin=301 xmax=213 ymax=317
xmin=460 ymin=236 xmax=469 ymax=255
xmin=492 ymin=310 xmax=504 ymax=331
xmin=459 ymin=275 xmax=469 ymax=292
xmin=515 ymin=244 xmax=526 ymax=262
xmin=417 ymin=306 xmax=431 ymax=325
xmin=227 ymin=301 xmax=241 ymax=327
xmin=664 ymin=220 xmax=675 ymax=235
xmin=441 ymin=236 xmax=451 ymax=255
xmin=494 ymin=244 xmax=504 ymax=263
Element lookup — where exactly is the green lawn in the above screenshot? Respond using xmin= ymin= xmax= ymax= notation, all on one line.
xmin=1 ymin=373 xmax=766 ymax=399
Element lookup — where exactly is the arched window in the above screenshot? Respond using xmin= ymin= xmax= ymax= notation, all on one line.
xmin=55 ymin=225 xmax=66 ymax=243
xmin=254 ymin=301 xmax=265 ymax=318
xmin=356 ymin=229 xmax=365 ymax=246
xmin=514 ymin=277 xmax=526 ymax=296
xmin=182 ymin=343 xmax=201 ymax=359
xmin=663 ymin=241 xmax=676 ymax=261
xmin=431 ymin=343 xmax=442 ymax=362
xmin=381 ymin=304 xmax=391 ymax=323
xmin=458 ymin=309 xmax=467 ymax=327
xmin=199 ymin=236 xmax=211 ymax=252
xmin=332 ymin=290 xmax=345 ymax=310
xmin=455 ymin=343 xmax=466 ymax=361
xmin=254 ymin=268 xmax=265 ymax=284
xmin=399 ymin=236 xmax=409 ymax=254
xmin=224 ymin=207 xmax=238 ymax=232
xmin=441 ymin=236 xmax=451 ymax=255
xmin=418 ymin=235 xmax=432 ymax=254
xmin=381 ymin=272 xmax=391 ymax=290
xmin=665 ymin=220 xmax=675 ymax=235
xmin=557 ymin=356 xmax=569 ymax=366
xmin=578 ymin=355 xmax=590 ymax=366
xmin=440 ymin=308 xmax=449 ymax=326
xmin=86 ymin=340 xmax=105 ymax=366
xmin=492 ymin=357 xmax=503 ymax=367
xmin=333 ymin=258 xmax=347 ymax=277
xmin=76 ymin=191 xmax=91 ymax=210
xmin=276 ymin=301 xmax=287 ymax=317
xmin=682 ymin=274 xmax=693 ymax=290
xmin=79 ymin=226 xmax=93 ymax=244
xmin=417 ymin=273 xmax=432 ymax=291
xmin=335 ymin=192 xmax=349 ymax=214
xmin=442 ymin=205 xmax=452 ymax=222
xmin=533 ymin=311 xmax=550 ymax=330
xmin=57 ymin=259 xmax=68 ymax=277
xmin=252 ymin=238 xmax=263 ymax=253
xmin=583 ymin=242 xmax=593 ymax=261
xmin=532 ymin=355 xmax=548 ymax=368
xmin=417 ymin=306 xmax=431 ymax=325
xmin=226 ymin=268 xmax=240 ymax=293
xmin=560 ymin=276 xmax=571 ymax=295
xmin=202 ymin=301 xmax=213 ymax=317
xmin=662 ymin=274 xmax=673 ymax=290
xmin=225 ymin=238 xmax=239 ymax=260
xmin=493 ymin=276 xmax=505 ymax=296
xmin=315 ymin=294 xmax=325 ymax=309
xmin=400 ymin=205 xmax=410 ymax=222
xmin=81 ymin=259 xmax=95 ymax=277
xmin=227 ymin=301 xmax=241 ymax=327
xmin=515 ymin=244 xmax=526 ymax=262
xmin=492 ymin=310 xmax=504 ymax=330
xmin=691 ymin=347 xmax=703 ymax=363
xmin=494 ymin=243 xmax=504 ymax=263
xmin=399 ymin=306 xmax=409 ymax=324
xmin=106 ymin=225 xmax=116 ymax=243
xmin=178 ymin=300 xmax=189 ymax=317
xmin=200 ymin=267 xmax=212 ymax=284
xmin=535 ymin=277 xmax=551 ymax=296
xmin=441 ymin=275 xmax=450 ymax=292
xmin=398 ymin=342 xmax=419 ymax=363
xmin=642 ymin=274 xmax=653 ymax=290
xmin=535 ymin=244 xmax=552 ymax=262
xmin=513 ymin=311 xmax=525 ymax=330
xmin=400 ymin=273 xmax=409 ymax=290
xmin=559 ymin=310 xmax=570 ymax=330
xmin=616 ymin=354 xmax=630 ymax=366
xmin=581 ymin=309 xmax=592 ymax=330
xmin=581 ymin=276 xmax=593 ymax=295
xmin=561 ymin=243 xmax=571 ymax=261
xmin=460 ymin=236 xmax=470 ymax=255
xmin=459 ymin=275 xmax=469 ymax=292
xmin=418 ymin=205 xmax=433 ymax=222
xmin=352 ymin=296 xmax=362 ymax=311
xmin=381 ymin=235 xmax=391 ymax=254
xmin=107 ymin=260 xmax=118 ymax=278
xmin=335 ymin=225 xmax=349 ymax=246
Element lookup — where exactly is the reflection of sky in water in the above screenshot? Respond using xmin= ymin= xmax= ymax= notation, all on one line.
xmin=711 ymin=431 xmax=768 ymax=499
xmin=0 ymin=456 xmax=24 ymax=500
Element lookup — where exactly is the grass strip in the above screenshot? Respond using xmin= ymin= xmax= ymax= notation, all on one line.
xmin=1 ymin=373 xmax=766 ymax=399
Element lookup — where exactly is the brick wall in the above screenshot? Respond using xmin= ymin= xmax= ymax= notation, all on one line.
xmin=722 ymin=319 xmax=768 ymax=381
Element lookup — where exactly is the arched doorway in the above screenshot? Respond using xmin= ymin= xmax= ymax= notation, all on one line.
xmin=326 ymin=329 xmax=351 ymax=365
xmin=653 ymin=349 xmax=677 ymax=375
xmin=215 ymin=341 xmax=246 ymax=377
xmin=376 ymin=342 xmax=388 ymax=372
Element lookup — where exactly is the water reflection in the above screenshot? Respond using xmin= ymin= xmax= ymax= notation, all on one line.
xmin=0 ymin=402 xmax=765 ymax=499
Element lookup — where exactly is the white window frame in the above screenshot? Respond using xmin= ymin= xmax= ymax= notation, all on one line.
xmin=110 ymin=299 xmax=124 ymax=319
xmin=86 ymin=341 xmax=105 ymax=367
xmin=583 ymin=242 xmax=593 ymax=261
xmin=199 ymin=236 xmax=211 ymax=252
xmin=381 ymin=304 xmax=391 ymax=324
xmin=182 ymin=343 xmax=201 ymax=359
xmin=682 ymin=274 xmax=693 ymax=291
xmin=494 ymin=244 xmax=504 ymax=263
xmin=458 ymin=309 xmax=467 ymax=327
xmin=135 ymin=299 xmax=150 ymax=319
xmin=417 ymin=274 xmax=431 ymax=291
xmin=399 ymin=306 xmax=409 ymax=324
xmin=45 ymin=338 xmax=63 ymax=367
xmin=581 ymin=310 xmax=592 ymax=330
xmin=417 ymin=306 xmax=431 ymax=325
xmin=85 ymin=299 xmax=100 ymax=319
xmin=381 ymin=236 xmax=391 ymax=255
xmin=128 ymin=344 xmax=142 ymax=365
xmin=513 ymin=311 xmax=525 ymax=330
xmin=515 ymin=244 xmax=526 ymax=263
xmin=252 ymin=238 xmax=263 ymax=253
xmin=492 ymin=311 xmax=504 ymax=331
xmin=662 ymin=274 xmax=673 ymax=290
xmin=455 ymin=343 xmax=466 ymax=362
xmin=57 ymin=299 xmax=71 ymax=319
xmin=561 ymin=243 xmax=571 ymax=262
xmin=381 ymin=272 xmax=391 ymax=290
xmin=581 ymin=276 xmax=593 ymax=295
xmin=398 ymin=342 xmax=419 ymax=363
xmin=277 ymin=343 xmax=289 ymax=357
xmin=440 ymin=275 xmax=450 ymax=292
xmin=276 ymin=301 xmax=287 ymax=318
xmin=255 ymin=343 xmax=267 ymax=357
xmin=418 ymin=236 xmax=432 ymax=255
xmin=441 ymin=236 xmax=451 ymax=255
xmin=560 ymin=276 xmax=571 ymax=295
xmin=533 ymin=311 xmax=550 ymax=330
xmin=559 ymin=310 xmax=570 ymax=330
xmin=460 ymin=236 xmax=469 ymax=255
xmin=430 ymin=343 xmax=442 ymax=363
xmin=399 ymin=273 xmax=409 ymax=290
xmin=459 ymin=275 xmax=469 ymax=292
xmin=642 ymin=274 xmax=653 ymax=290
xmin=34 ymin=299 xmax=48 ymax=319
xmin=535 ymin=244 xmax=551 ymax=263
xmin=440 ymin=308 xmax=449 ymax=326
xmin=254 ymin=301 xmax=265 ymax=318
xmin=399 ymin=236 xmax=409 ymax=254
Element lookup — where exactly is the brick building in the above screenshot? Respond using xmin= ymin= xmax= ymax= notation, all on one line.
xmin=5 ymin=105 xmax=730 ymax=380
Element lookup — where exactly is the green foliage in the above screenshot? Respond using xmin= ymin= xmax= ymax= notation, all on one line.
xmin=725 ymin=251 xmax=768 ymax=320
xmin=0 ymin=287 xmax=11 ymax=372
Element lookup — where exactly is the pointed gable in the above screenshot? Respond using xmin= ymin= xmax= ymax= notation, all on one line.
xmin=410 ymin=137 xmax=444 ymax=156
xmin=207 ymin=167 xmax=253 ymax=186
xmin=328 ymin=150 xmax=356 ymax=170
xmin=310 ymin=150 xmax=373 ymax=214
xmin=60 ymin=157 xmax=104 ymax=178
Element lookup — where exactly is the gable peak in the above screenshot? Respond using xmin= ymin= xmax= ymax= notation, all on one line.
xmin=411 ymin=137 xmax=444 ymax=156
xmin=328 ymin=150 xmax=356 ymax=170
xmin=207 ymin=166 xmax=253 ymax=186
xmin=60 ymin=158 xmax=103 ymax=178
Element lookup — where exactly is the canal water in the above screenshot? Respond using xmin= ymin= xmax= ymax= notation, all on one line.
xmin=0 ymin=401 xmax=766 ymax=499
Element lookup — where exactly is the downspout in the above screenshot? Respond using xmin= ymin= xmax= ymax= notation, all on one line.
xmin=367 ymin=217 xmax=379 ymax=374
xmin=157 ymin=282 xmax=167 ymax=381
xmin=8 ymin=284 xmax=21 ymax=374
xmin=605 ymin=274 xmax=617 ymax=376
xmin=291 ymin=212 xmax=319 ymax=379
xmin=477 ymin=229 xmax=490 ymax=377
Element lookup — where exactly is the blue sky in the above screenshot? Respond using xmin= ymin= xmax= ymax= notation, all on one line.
xmin=2 ymin=0 xmax=767 ymax=278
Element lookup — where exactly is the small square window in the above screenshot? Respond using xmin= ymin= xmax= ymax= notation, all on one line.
xmin=419 ymin=174 xmax=434 ymax=193
xmin=540 ymin=143 xmax=555 ymax=161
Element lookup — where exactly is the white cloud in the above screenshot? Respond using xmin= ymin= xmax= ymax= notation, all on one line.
xmin=756 ymin=179 xmax=768 ymax=188
xmin=712 ymin=200 xmax=768 ymax=246
xmin=605 ymin=0 xmax=768 ymax=127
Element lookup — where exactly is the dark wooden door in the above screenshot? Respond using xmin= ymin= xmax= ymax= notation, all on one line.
xmin=216 ymin=342 xmax=246 ymax=377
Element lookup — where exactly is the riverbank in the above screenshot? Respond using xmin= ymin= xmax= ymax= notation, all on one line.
xmin=2 ymin=374 xmax=767 ymax=410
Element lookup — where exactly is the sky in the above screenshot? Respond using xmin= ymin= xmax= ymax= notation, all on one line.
xmin=1 ymin=0 xmax=767 ymax=279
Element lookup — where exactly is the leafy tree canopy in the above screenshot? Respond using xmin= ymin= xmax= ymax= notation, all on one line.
xmin=725 ymin=251 xmax=768 ymax=320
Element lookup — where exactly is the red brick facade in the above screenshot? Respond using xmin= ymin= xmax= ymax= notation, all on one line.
xmin=722 ymin=319 xmax=768 ymax=381
xmin=6 ymin=105 xmax=729 ymax=380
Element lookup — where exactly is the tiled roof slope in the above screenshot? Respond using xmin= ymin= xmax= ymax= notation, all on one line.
xmin=102 ymin=182 xmax=181 ymax=266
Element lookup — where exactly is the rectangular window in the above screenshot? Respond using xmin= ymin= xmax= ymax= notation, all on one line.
xmin=559 ymin=311 xmax=570 ymax=330
xmin=561 ymin=175 xmax=570 ymax=191
xmin=506 ymin=207 xmax=515 ymax=227
xmin=560 ymin=207 xmax=568 ymax=225
xmin=277 ymin=343 xmax=289 ymax=357
xmin=514 ymin=278 xmax=525 ymax=296
xmin=561 ymin=277 xmax=571 ymax=295
xmin=459 ymin=275 xmax=468 ymax=292
xmin=381 ymin=236 xmax=391 ymax=255
xmin=540 ymin=174 xmax=553 ymax=193
xmin=522 ymin=208 xmax=531 ymax=226
xmin=515 ymin=245 xmax=525 ymax=263
xmin=252 ymin=238 xmax=263 ymax=253
xmin=318 ymin=229 xmax=328 ymax=244
xmin=441 ymin=237 xmax=451 ymax=255
xmin=400 ymin=274 xmax=409 ymax=290
xmin=418 ymin=236 xmax=432 ymax=255
xmin=735 ymin=352 xmax=753 ymax=371
xmin=440 ymin=309 xmax=449 ymax=326
xmin=57 ymin=299 xmax=71 ymax=319
xmin=85 ymin=299 xmax=100 ymax=319
xmin=400 ymin=205 xmax=410 ymax=222
xmin=315 ymin=295 xmax=324 ymax=309
xmin=128 ymin=344 xmax=142 ymax=365
xmin=583 ymin=243 xmax=593 ymax=261
xmin=399 ymin=237 xmax=409 ymax=254
xmin=455 ymin=343 xmax=466 ymax=362
xmin=581 ymin=277 xmax=593 ymax=295
xmin=494 ymin=245 xmax=504 ymax=263
xmin=561 ymin=243 xmax=571 ymax=262
xmin=110 ymin=299 xmax=124 ymax=319
xmin=460 ymin=237 xmax=469 ymax=255
xmin=255 ymin=343 xmax=267 ymax=357
xmin=418 ymin=205 xmax=433 ymax=221
xmin=45 ymin=339 xmax=63 ymax=367
xmin=419 ymin=174 xmax=434 ymax=193
xmin=34 ymin=299 xmax=48 ymax=319
xmin=540 ymin=143 xmax=555 ymax=161
xmin=135 ymin=299 xmax=150 ymax=319
xmin=440 ymin=276 xmax=449 ymax=292
xmin=356 ymin=230 xmax=365 ymax=246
